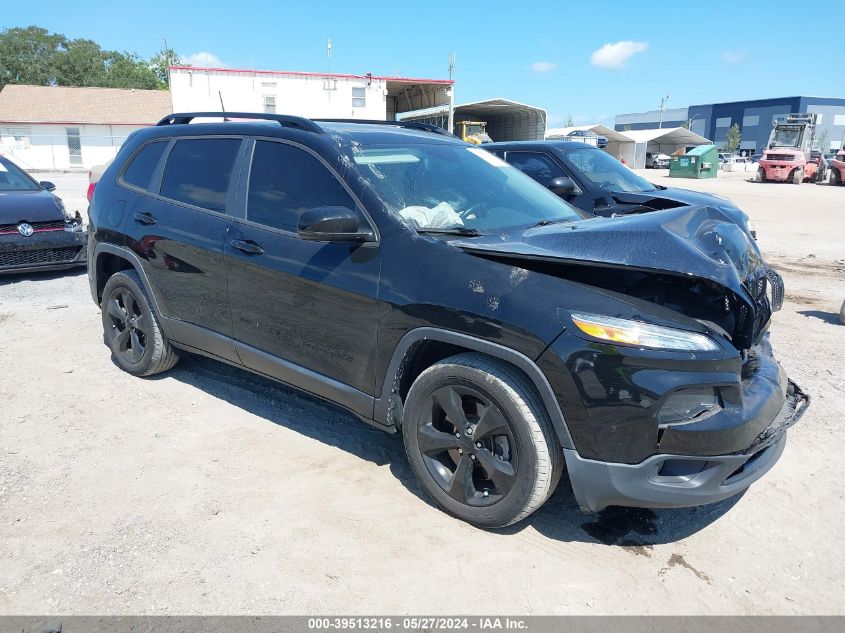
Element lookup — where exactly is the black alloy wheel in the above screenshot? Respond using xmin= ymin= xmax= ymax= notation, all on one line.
xmin=416 ymin=384 xmax=518 ymax=507
xmin=105 ymin=287 xmax=148 ymax=364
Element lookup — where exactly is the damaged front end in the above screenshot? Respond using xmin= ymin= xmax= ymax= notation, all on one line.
xmin=453 ymin=205 xmax=807 ymax=512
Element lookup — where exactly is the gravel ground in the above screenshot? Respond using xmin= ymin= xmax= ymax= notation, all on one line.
xmin=1 ymin=171 xmax=843 ymax=615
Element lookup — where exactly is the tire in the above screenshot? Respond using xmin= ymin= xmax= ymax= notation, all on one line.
xmin=832 ymin=170 xmax=842 ymax=186
xmin=792 ymin=168 xmax=803 ymax=185
xmin=101 ymin=269 xmax=179 ymax=376
xmin=755 ymin=167 xmax=765 ymax=183
xmin=401 ymin=353 xmax=562 ymax=528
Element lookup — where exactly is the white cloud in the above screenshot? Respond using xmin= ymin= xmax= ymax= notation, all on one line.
xmin=722 ymin=50 xmax=745 ymax=63
xmin=531 ymin=61 xmax=557 ymax=73
xmin=590 ymin=40 xmax=648 ymax=69
xmin=183 ymin=51 xmax=225 ymax=67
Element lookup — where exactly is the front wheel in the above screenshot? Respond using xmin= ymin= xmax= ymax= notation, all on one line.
xmin=401 ymin=353 xmax=562 ymax=528
xmin=101 ymin=270 xmax=179 ymax=376
xmin=792 ymin=168 xmax=803 ymax=185
xmin=755 ymin=167 xmax=765 ymax=183
xmin=832 ymin=170 xmax=842 ymax=186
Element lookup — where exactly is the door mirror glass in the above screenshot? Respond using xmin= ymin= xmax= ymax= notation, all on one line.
xmin=548 ymin=176 xmax=577 ymax=197
xmin=40 ymin=181 xmax=56 ymax=192
xmin=298 ymin=206 xmax=373 ymax=242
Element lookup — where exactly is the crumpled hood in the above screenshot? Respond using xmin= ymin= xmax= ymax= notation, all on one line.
xmin=0 ymin=190 xmax=65 ymax=224
xmin=611 ymin=187 xmax=751 ymax=233
xmin=453 ymin=205 xmax=767 ymax=307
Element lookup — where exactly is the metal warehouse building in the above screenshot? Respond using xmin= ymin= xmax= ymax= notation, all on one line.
xmin=616 ymin=96 xmax=845 ymax=154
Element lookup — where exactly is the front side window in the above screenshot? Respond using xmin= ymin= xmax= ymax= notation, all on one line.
xmin=505 ymin=152 xmax=566 ymax=185
xmin=122 ymin=141 xmax=167 ymax=191
xmin=562 ymin=148 xmax=657 ymax=193
xmin=349 ymin=144 xmax=582 ymax=233
xmin=0 ymin=156 xmax=39 ymax=191
xmin=160 ymin=138 xmax=241 ymax=212
xmin=247 ymin=141 xmax=356 ymax=232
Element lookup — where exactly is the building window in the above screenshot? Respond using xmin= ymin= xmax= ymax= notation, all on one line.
xmin=4 ymin=127 xmax=31 ymax=148
xmin=352 ymin=87 xmax=366 ymax=108
xmin=715 ymin=117 xmax=731 ymax=128
xmin=263 ymin=95 xmax=276 ymax=113
xmin=835 ymin=114 xmax=845 ymax=126
xmin=261 ymin=82 xmax=277 ymax=89
xmin=742 ymin=115 xmax=759 ymax=127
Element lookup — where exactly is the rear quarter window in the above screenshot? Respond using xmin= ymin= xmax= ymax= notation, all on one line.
xmin=159 ymin=138 xmax=242 ymax=212
xmin=122 ymin=140 xmax=167 ymax=191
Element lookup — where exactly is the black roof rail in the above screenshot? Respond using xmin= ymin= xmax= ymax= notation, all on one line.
xmin=314 ymin=118 xmax=455 ymax=137
xmin=156 ymin=112 xmax=325 ymax=134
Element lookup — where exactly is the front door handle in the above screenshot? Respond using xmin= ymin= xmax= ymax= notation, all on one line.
xmin=133 ymin=212 xmax=157 ymax=225
xmin=230 ymin=239 xmax=264 ymax=255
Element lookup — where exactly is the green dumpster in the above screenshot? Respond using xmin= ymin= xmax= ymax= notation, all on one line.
xmin=669 ymin=144 xmax=718 ymax=179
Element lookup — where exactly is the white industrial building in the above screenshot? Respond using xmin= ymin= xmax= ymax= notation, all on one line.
xmin=168 ymin=65 xmax=454 ymax=125
xmin=169 ymin=66 xmax=547 ymax=142
xmin=0 ymin=85 xmax=171 ymax=170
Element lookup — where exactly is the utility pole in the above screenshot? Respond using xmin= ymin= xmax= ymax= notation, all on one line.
xmin=327 ymin=38 xmax=332 ymax=74
xmin=658 ymin=94 xmax=669 ymax=129
xmin=448 ymin=52 xmax=456 ymax=134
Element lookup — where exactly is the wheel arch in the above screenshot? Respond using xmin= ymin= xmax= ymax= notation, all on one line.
xmin=374 ymin=327 xmax=574 ymax=449
xmin=92 ymin=244 xmax=173 ymax=339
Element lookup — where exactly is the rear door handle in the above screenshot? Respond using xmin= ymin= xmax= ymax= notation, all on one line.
xmin=133 ymin=212 xmax=157 ymax=225
xmin=230 ymin=239 xmax=264 ymax=255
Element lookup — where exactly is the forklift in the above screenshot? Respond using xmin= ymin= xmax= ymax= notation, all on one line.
xmin=755 ymin=113 xmax=825 ymax=184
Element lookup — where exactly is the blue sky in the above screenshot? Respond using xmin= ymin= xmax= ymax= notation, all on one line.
xmin=3 ymin=0 xmax=839 ymax=126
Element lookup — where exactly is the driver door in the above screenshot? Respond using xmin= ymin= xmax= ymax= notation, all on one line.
xmin=225 ymin=139 xmax=381 ymax=402
xmin=502 ymin=150 xmax=595 ymax=212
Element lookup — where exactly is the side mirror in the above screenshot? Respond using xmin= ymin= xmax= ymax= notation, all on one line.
xmin=40 ymin=181 xmax=56 ymax=192
xmin=548 ymin=176 xmax=577 ymax=197
xmin=298 ymin=206 xmax=373 ymax=242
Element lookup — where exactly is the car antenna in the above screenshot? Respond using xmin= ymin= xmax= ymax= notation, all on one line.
xmin=218 ymin=91 xmax=229 ymax=122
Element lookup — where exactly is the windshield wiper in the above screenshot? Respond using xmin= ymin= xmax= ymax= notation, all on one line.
xmin=416 ymin=226 xmax=481 ymax=237
xmin=532 ymin=218 xmax=573 ymax=228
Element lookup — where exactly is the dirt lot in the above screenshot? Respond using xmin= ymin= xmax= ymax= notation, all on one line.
xmin=1 ymin=171 xmax=843 ymax=615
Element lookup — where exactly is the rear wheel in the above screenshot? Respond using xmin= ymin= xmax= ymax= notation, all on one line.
xmin=792 ymin=168 xmax=803 ymax=185
xmin=832 ymin=170 xmax=842 ymax=186
xmin=402 ymin=353 xmax=562 ymax=528
xmin=101 ymin=270 xmax=179 ymax=376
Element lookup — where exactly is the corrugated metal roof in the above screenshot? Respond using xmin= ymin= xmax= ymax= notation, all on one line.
xmin=0 ymin=84 xmax=172 ymax=125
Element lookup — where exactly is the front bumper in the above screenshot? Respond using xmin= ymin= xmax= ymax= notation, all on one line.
xmin=0 ymin=228 xmax=88 ymax=274
xmin=565 ymin=379 xmax=808 ymax=513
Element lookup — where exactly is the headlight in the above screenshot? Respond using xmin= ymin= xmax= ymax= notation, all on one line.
xmin=570 ymin=312 xmax=720 ymax=352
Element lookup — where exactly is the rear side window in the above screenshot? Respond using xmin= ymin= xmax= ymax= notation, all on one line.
xmin=247 ymin=140 xmax=356 ymax=232
xmin=122 ymin=141 xmax=167 ymax=190
xmin=505 ymin=152 xmax=565 ymax=185
xmin=160 ymin=138 xmax=242 ymax=212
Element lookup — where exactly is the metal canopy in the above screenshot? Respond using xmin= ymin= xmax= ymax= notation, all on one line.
xmin=454 ymin=98 xmax=547 ymax=141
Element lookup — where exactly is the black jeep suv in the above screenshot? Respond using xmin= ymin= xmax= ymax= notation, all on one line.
xmin=87 ymin=112 xmax=807 ymax=528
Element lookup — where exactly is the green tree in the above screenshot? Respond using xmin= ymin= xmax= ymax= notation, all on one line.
xmin=0 ymin=26 xmax=66 ymax=87
xmin=725 ymin=123 xmax=742 ymax=153
xmin=100 ymin=51 xmax=161 ymax=89
xmin=150 ymin=48 xmax=186 ymax=86
xmin=815 ymin=127 xmax=830 ymax=153
xmin=0 ymin=25 xmax=164 ymax=90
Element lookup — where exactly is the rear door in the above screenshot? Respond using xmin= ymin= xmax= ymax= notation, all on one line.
xmin=225 ymin=138 xmax=380 ymax=404
xmin=122 ymin=136 xmax=245 ymax=361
